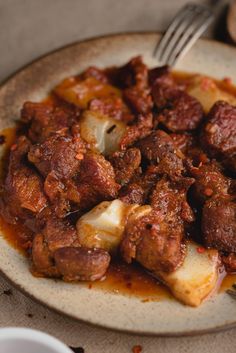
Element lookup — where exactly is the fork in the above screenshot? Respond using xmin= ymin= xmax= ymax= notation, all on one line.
xmin=154 ymin=3 xmax=214 ymax=67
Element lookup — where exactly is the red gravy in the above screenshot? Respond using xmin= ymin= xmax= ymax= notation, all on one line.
xmin=0 ymin=72 xmax=236 ymax=302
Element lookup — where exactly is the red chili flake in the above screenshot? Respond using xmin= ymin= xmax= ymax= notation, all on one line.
xmin=10 ymin=144 xmax=17 ymax=151
xmin=223 ymin=77 xmax=232 ymax=85
xmin=75 ymin=153 xmax=84 ymax=160
xmin=197 ymin=247 xmax=206 ymax=254
xmin=0 ymin=135 xmax=6 ymax=145
xmin=204 ymin=188 xmax=213 ymax=197
xmin=132 ymin=345 xmax=142 ymax=353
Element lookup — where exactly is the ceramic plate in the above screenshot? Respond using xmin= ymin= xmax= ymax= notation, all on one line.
xmin=0 ymin=33 xmax=236 ymax=336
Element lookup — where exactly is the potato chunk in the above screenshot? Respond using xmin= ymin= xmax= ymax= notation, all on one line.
xmin=77 ymin=199 xmax=140 ymax=253
xmin=80 ymin=110 xmax=126 ymax=155
xmin=54 ymin=76 xmax=121 ymax=109
xmin=158 ymin=242 xmax=219 ymax=307
xmin=187 ymin=75 xmax=236 ymax=113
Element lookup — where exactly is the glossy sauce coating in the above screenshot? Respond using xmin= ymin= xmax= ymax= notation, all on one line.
xmin=0 ymin=72 xmax=235 ymax=301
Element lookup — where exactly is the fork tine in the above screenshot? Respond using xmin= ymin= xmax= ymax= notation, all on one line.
xmin=154 ymin=3 xmax=214 ymax=67
xmin=153 ymin=4 xmax=194 ymax=60
xmin=160 ymin=8 xmax=199 ymax=64
xmin=168 ymin=11 xmax=214 ymax=66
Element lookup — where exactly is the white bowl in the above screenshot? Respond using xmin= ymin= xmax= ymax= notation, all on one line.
xmin=0 ymin=328 xmax=73 ymax=353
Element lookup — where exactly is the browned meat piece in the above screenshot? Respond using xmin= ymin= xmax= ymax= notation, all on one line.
xmin=77 ymin=152 xmax=120 ymax=208
xmin=150 ymin=177 xmax=195 ymax=224
xmin=121 ymin=208 xmax=185 ymax=273
xmin=157 ymin=91 xmax=204 ymax=132
xmin=2 ymin=136 xmax=47 ymax=223
xmin=150 ymin=69 xmax=204 ymax=132
xmin=109 ymin=148 xmax=141 ymax=186
xmin=123 ymin=86 xmax=153 ymax=114
xmin=54 ymin=247 xmax=111 ymax=281
xmin=190 ymin=162 xmax=231 ymax=205
xmin=201 ymin=101 xmax=236 ymax=172
xmin=114 ymin=56 xmax=153 ymax=114
xmin=89 ymin=97 xmax=134 ymax=123
xmin=43 ymin=216 xmax=79 ymax=252
xmin=137 ymin=130 xmax=184 ymax=177
xmin=202 ymin=196 xmax=236 ymax=253
xmin=222 ymin=253 xmax=236 ymax=273
xmin=119 ymin=165 xmax=158 ymax=204
xmin=121 ymin=177 xmax=194 ymax=273
xmin=32 ymin=233 xmax=60 ymax=277
xmin=171 ymin=133 xmax=209 ymax=166
xmin=32 ymin=216 xmax=79 ymax=277
xmin=21 ymin=102 xmax=79 ymax=143
xmin=148 ymin=65 xmax=173 ymax=87
xmin=120 ymin=113 xmax=153 ymax=150
xmin=170 ymin=133 xmax=195 ymax=155
xmin=28 ymin=133 xmax=86 ymax=179
xmin=116 ymin=56 xmax=149 ymax=89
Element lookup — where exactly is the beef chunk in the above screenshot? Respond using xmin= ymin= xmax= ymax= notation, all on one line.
xmin=157 ymin=92 xmax=204 ymax=132
xmin=201 ymin=101 xmax=236 ymax=172
xmin=54 ymin=247 xmax=110 ymax=281
xmin=32 ymin=216 xmax=79 ymax=277
xmin=202 ymin=196 xmax=236 ymax=253
xmin=21 ymin=102 xmax=79 ymax=143
xmin=119 ymin=165 xmax=158 ymax=205
xmin=2 ymin=136 xmax=47 ymax=223
xmin=120 ymin=113 xmax=153 ymax=150
xmin=151 ymin=71 xmax=204 ymax=132
xmin=137 ymin=130 xmax=184 ymax=177
xmin=190 ymin=162 xmax=231 ymax=205
xmin=109 ymin=148 xmax=141 ymax=186
xmin=121 ymin=177 xmax=194 ymax=273
xmin=28 ymin=133 xmax=86 ymax=179
xmin=116 ymin=56 xmax=153 ymax=114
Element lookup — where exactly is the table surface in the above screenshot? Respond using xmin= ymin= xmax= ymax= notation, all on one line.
xmin=1 ymin=0 xmax=236 ymax=352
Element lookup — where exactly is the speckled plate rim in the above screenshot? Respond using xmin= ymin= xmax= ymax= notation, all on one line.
xmin=0 ymin=32 xmax=236 ymax=337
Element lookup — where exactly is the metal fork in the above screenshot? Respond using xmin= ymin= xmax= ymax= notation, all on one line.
xmin=154 ymin=3 xmax=214 ymax=67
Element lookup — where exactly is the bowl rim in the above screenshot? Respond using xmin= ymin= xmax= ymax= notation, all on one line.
xmin=0 ymin=327 xmax=73 ymax=353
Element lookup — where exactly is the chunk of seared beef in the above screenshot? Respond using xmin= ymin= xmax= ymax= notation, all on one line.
xmin=151 ymin=71 xmax=204 ymax=132
xmin=190 ymin=162 xmax=231 ymax=205
xmin=202 ymin=196 xmax=236 ymax=253
xmin=28 ymin=133 xmax=86 ymax=179
xmin=76 ymin=152 xmax=120 ymax=207
xmin=120 ymin=113 xmax=153 ymax=149
xmin=121 ymin=177 xmax=194 ymax=273
xmin=137 ymin=130 xmax=184 ymax=177
xmin=2 ymin=136 xmax=47 ymax=223
xmin=54 ymin=247 xmax=110 ymax=281
xmin=119 ymin=165 xmax=159 ymax=204
xmin=21 ymin=102 xmax=79 ymax=143
xmin=109 ymin=148 xmax=141 ymax=186
xmin=114 ymin=56 xmax=153 ymax=114
xmin=32 ymin=216 xmax=110 ymax=281
xmin=201 ymin=101 xmax=236 ymax=172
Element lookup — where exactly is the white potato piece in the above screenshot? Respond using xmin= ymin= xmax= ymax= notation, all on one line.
xmin=77 ymin=200 xmax=144 ymax=253
xmin=187 ymin=75 xmax=236 ymax=113
xmin=158 ymin=242 xmax=219 ymax=307
xmin=80 ymin=110 xmax=126 ymax=155
xmin=54 ymin=76 xmax=121 ymax=109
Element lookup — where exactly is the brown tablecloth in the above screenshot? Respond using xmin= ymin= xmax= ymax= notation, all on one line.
xmin=0 ymin=0 xmax=236 ymax=351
